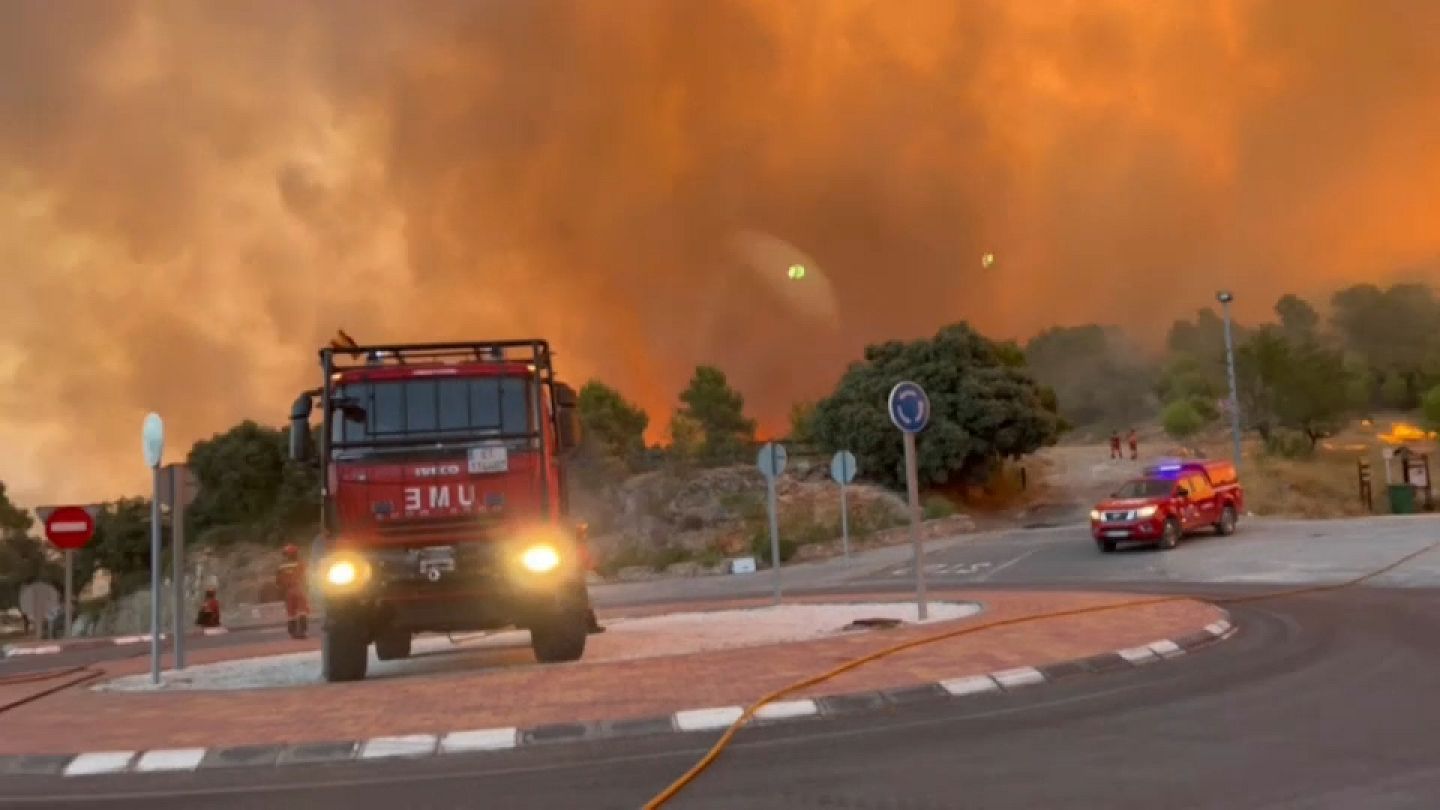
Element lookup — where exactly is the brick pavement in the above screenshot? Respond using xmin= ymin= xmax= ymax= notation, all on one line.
xmin=0 ymin=591 xmax=1222 ymax=755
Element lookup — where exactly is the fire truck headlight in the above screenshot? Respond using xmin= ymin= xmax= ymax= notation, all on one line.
xmin=520 ymin=544 xmax=561 ymax=574
xmin=1089 ymin=509 xmax=1102 ymax=521
xmin=1136 ymin=505 xmax=1159 ymax=519
xmin=327 ymin=561 xmax=358 ymax=586
xmin=320 ymin=554 xmax=372 ymax=592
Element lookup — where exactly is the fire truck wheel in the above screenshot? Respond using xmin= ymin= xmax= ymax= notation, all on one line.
xmin=1214 ymin=505 xmax=1237 ymax=536
xmin=1159 ymin=518 xmax=1182 ymax=551
xmin=322 ymin=619 xmax=369 ymax=682
xmin=530 ymin=610 xmax=588 ymax=663
xmin=1100 ymin=540 xmax=1117 ymax=553
xmin=374 ymin=629 xmax=412 ymax=661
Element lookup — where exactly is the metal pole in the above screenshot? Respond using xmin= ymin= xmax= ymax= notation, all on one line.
xmin=839 ymin=480 xmax=850 ymax=560
xmin=1221 ymin=299 xmax=1243 ymax=472
xmin=150 ymin=467 xmax=162 ymax=684
xmin=767 ymin=473 xmax=782 ymax=605
xmin=903 ymin=432 xmax=927 ymax=620
xmin=172 ymin=468 xmax=186 ymax=670
xmin=63 ymin=550 xmax=73 ymax=638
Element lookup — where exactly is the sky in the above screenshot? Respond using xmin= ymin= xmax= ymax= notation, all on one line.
xmin=2 ymin=0 xmax=1440 ymax=507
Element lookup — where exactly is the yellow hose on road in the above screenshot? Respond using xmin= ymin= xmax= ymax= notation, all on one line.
xmin=643 ymin=538 xmax=1440 ymax=809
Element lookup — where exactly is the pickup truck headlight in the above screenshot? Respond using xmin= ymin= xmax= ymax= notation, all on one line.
xmin=1136 ymin=505 xmax=1159 ymax=518
xmin=1089 ymin=510 xmax=1102 ymax=521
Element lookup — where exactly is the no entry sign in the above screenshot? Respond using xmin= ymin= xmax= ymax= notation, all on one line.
xmin=43 ymin=505 xmax=96 ymax=550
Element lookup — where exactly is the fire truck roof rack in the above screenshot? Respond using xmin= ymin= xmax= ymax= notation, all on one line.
xmin=321 ymin=339 xmax=556 ymax=380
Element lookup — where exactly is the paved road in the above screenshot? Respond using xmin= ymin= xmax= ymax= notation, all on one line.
xmin=7 ymin=514 xmax=1440 ymax=808
xmin=6 ymin=587 xmax=1439 ymax=809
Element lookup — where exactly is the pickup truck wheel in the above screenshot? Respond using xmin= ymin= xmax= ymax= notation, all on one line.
xmin=1159 ymin=518 xmax=1182 ymax=550
xmin=322 ymin=618 xmax=369 ymax=682
xmin=374 ymin=629 xmax=412 ymax=661
xmin=531 ymin=610 xmax=587 ymax=663
xmin=1214 ymin=505 xmax=1237 ymax=536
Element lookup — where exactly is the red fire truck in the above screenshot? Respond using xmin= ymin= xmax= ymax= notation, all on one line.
xmin=1090 ymin=459 xmax=1244 ymax=553
xmin=288 ymin=338 xmax=596 ymax=682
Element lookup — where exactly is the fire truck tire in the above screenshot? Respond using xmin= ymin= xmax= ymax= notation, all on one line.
xmin=374 ymin=629 xmax=412 ymax=661
xmin=1159 ymin=518 xmax=1182 ymax=550
xmin=1214 ymin=505 xmax=1237 ymax=536
xmin=531 ymin=611 xmax=588 ymax=663
xmin=322 ymin=619 xmax=369 ymax=682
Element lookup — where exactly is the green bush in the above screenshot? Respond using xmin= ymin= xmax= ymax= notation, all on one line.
xmin=922 ymin=494 xmax=957 ymax=519
xmin=1423 ymin=384 xmax=1440 ymax=431
xmin=1161 ymin=399 xmax=1208 ymax=439
xmin=749 ymin=528 xmax=799 ymax=567
xmin=1264 ymin=428 xmax=1313 ymax=459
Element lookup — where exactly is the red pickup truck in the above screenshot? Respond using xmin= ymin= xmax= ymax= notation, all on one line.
xmin=1090 ymin=460 xmax=1244 ymax=552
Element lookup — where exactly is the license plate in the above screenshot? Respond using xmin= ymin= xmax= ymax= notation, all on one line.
xmin=468 ymin=443 xmax=508 ymax=474
xmin=417 ymin=546 xmax=456 ymax=581
xmin=1104 ymin=530 xmax=1129 ymax=538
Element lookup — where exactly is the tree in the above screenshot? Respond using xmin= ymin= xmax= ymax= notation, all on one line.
xmin=187 ymin=421 xmax=318 ymax=546
xmin=1235 ymin=327 xmax=1292 ymax=441
xmin=1330 ymin=283 xmax=1440 ymax=408
xmin=576 ymin=380 xmax=649 ymax=461
xmin=1161 ymin=399 xmax=1207 ymax=440
xmin=72 ymin=498 xmax=153 ymax=601
xmin=1422 ymin=384 xmax=1440 ymax=431
xmin=667 ymin=412 xmax=704 ymax=461
xmin=1275 ymin=294 xmax=1320 ymax=342
xmin=1272 ymin=341 xmax=1357 ymax=446
xmin=1024 ymin=325 xmax=1155 ymax=430
xmin=676 ymin=366 xmax=756 ymax=464
xmin=0 ymin=483 xmax=60 ymax=610
xmin=788 ymin=401 xmax=818 ymax=446
xmin=810 ymin=323 xmax=1060 ymax=489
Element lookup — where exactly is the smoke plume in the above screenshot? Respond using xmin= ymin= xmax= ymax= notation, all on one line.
xmin=3 ymin=0 xmax=1440 ymax=504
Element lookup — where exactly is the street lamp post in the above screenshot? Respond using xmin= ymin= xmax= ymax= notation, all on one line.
xmin=1217 ymin=291 xmax=1242 ymax=471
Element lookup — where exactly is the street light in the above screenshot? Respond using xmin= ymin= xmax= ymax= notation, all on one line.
xmin=1217 ymin=291 xmax=1242 ymax=471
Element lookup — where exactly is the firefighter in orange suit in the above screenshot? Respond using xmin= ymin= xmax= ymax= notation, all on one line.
xmin=277 ymin=544 xmax=310 ymax=639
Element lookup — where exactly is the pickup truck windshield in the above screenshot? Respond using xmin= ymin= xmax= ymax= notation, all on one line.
xmin=1113 ymin=479 xmax=1174 ymax=499
xmin=332 ymin=376 xmax=532 ymax=444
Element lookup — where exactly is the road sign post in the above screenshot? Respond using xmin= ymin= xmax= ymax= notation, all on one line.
xmin=143 ymin=413 xmax=165 ymax=685
xmin=38 ymin=504 xmax=98 ymax=638
xmin=888 ymin=381 xmax=931 ymax=621
xmin=830 ymin=451 xmax=858 ymax=559
xmin=757 ymin=442 xmax=788 ymax=604
xmin=163 ymin=464 xmax=198 ymax=670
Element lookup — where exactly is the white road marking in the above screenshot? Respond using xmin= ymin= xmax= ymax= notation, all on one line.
xmin=360 ymin=735 xmax=438 ymax=759
xmin=977 ymin=549 xmax=1041 ymax=581
xmin=64 ymin=752 xmax=135 ymax=776
xmin=754 ymin=700 xmax=819 ymax=719
xmin=1118 ymin=646 xmax=1158 ymax=664
xmin=440 ymin=728 xmax=517 ymax=753
xmin=6 ymin=645 xmax=62 ymax=656
xmin=674 ymin=707 xmax=744 ymax=731
xmin=991 ymin=667 xmax=1046 ymax=688
xmin=135 ymin=748 xmax=207 ymax=772
xmin=940 ymin=675 xmax=1000 ymax=696
xmin=1148 ymin=639 xmax=1184 ymax=658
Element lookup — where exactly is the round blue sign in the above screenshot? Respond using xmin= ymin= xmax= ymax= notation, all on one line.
xmin=887 ymin=381 xmax=930 ymax=434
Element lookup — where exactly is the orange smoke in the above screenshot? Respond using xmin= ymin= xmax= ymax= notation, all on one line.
xmin=4 ymin=0 xmax=1440 ymax=504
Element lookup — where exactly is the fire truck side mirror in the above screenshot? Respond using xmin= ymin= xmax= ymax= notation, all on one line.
xmin=289 ymin=394 xmax=314 ymax=462
xmin=557 ymin=407 xmax=582 ymax=453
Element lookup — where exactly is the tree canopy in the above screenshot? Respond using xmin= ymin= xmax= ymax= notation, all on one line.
xmin=810 ymin=323 xmax=1060 ymax=489
xmin=576 ymin=380 xmax=649 ymax=461
xmin=0 ymin=483 xmax=59 ymax=610
xmin=676 ymin=365 xmax=756 ymax=464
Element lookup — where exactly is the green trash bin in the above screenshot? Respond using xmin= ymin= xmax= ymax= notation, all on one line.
xmin=1388 ymin=484 xmax=1417 ymax=514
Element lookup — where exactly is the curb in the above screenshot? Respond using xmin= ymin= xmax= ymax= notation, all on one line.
xmin=3 ymin=629 xmax=231 ymax=659
xmin=0 ymin=615 xmax=1235 ymax=778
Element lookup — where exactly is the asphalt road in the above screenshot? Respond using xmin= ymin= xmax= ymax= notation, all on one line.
xmin=6 ymin=515 xmax=1440 ymax=809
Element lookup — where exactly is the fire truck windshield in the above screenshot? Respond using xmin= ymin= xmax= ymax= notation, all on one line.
xmin=332 ymin=376 xmax=532 ymax=444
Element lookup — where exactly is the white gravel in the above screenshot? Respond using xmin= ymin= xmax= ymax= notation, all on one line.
xmin=96 ymin=601 xmax=980 ymax=693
